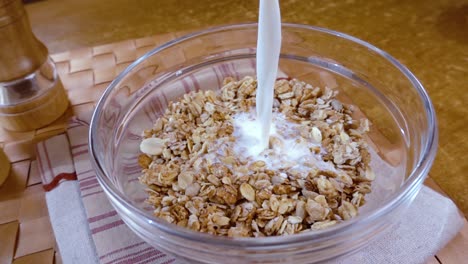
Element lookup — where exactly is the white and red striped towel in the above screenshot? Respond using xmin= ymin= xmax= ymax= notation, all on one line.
xmin=37 ymin=118 xmax=179 ymax=264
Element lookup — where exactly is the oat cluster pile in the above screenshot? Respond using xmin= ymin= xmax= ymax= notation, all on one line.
xmin=138 ymin=76 xmax=374 ymax=237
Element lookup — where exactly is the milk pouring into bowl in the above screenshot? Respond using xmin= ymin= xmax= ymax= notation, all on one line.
xmin=255 ymin=0 xmax=281 ymax=150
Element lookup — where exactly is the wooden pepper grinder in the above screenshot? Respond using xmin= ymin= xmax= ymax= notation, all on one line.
xmin=0 ymin=0 xmax=69 ymax=131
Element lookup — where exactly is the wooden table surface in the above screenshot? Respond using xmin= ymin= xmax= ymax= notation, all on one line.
xmin=0 ymin=0 xmax=467 ymax=263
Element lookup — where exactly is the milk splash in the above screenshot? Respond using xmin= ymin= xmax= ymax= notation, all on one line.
xmin=232 ymin=111 xmax=337 ymax=173
xmin=232 ymin=111 xmax=276 ymax=158
xmin=256 ymin=0 xmax=282 ymax=150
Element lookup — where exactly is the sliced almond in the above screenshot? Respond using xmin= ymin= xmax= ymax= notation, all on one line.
xmin=207 ymin=174 xmax=221 ymax=186
xmin=212 ymin=215 xmax=230 ymax=226
xmin=140 ymin=137 xmax=165 ymax=156
xmin=365 ymin=167 xmax=376 ymax=181
xmin=185 ymin=183 xmax=201 ymax=197
xmin=287 ymin=216 xmax=303 ymax=224
xmin=240 ymin=183 xmax=255 ymax=201
xmin=178 ymin=172 xmax=194 ymax=190
xmin=311 ymin=127 xmax=322 ymax=143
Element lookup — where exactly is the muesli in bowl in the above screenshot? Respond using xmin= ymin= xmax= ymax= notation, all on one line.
xmin=138 ymin=77 xmax=374 ymax=237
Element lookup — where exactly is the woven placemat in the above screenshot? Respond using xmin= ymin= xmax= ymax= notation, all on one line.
xmin=0 ymin=32 xmax=465 ymax=264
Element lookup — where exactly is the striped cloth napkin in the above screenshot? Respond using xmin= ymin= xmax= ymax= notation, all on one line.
xmin=37 ymin=118 xmax=179 ymax=264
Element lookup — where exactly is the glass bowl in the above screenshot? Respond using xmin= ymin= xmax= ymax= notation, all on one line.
xmin=89 ymin=23 xmax=437 ymax=263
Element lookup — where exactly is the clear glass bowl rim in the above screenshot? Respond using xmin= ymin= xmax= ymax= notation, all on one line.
xmin=89 ymin=23 xmax=438 ymax=247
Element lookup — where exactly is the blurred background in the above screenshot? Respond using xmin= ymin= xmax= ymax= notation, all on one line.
xmin=25 ymin=0 xmax=468 ymax=216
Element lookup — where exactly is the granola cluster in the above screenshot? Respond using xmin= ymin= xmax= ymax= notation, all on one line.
xmin=138 ymin=77 xmax=374 ymax=237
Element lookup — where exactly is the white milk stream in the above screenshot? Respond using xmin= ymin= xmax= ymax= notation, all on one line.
xmin=256 ymin=0 xmax=282 ymax=150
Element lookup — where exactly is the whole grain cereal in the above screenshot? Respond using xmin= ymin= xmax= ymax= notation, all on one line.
xmin=138 ymin=76 xmax=374 ymax=237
